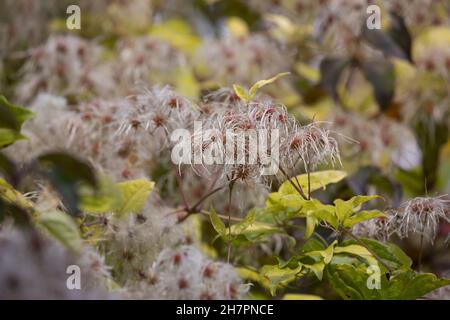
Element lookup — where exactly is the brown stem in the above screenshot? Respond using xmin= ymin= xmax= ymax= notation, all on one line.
xmin=200 ymin=210 xmax=242 ymax=222
xmin=190 ymin=185 xmax=226 ymax=212
xmin=227 ymin=180 xmax=235 ymax=263
xmin=175 ymin=170 xmax=189 ymax=209
xmin=418 ymin=232 xmax=425 ymax=272
xmin=307 ymin=162 xmax=311 ymax=200
xmin=279 ymin=166 xmax=307 ymax=200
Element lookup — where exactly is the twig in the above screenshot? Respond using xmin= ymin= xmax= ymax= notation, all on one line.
xmin=200 ymin=210 xmax=243 ymax=222
xmin=307 ymin=161 xmax=311 ymax=200
xmin=279 ymin=166 xmax=307 ymax=200
xmin=190 ymin=185 xmax=226 ymax=212
xmin=174 ymin=170 xmax=189 ymax=209
xmin=227 ymin=180 xmax=235 ymax=263
xmin=418 ymin=232 xmax=425 ymax=272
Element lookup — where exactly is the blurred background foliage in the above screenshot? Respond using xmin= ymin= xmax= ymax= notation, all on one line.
xmin=1 ymin=0 xmax=450 ymax=299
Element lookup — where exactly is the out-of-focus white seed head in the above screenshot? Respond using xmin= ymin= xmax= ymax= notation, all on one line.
xmin=391 ymin=196 xmax=450 ymax=242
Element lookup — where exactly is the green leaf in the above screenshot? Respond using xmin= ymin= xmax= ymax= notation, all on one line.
xmin=38 ymin=210 xmax=82 ymax=252
xmin=301 ymin=238 xmax=326 ymax=253
xmin=239 ymin=221 xmax=281 ymax=242
xmin=385 ymin=271 xmax=450 ymax=300
xmin=347 ymin=195 xmax=381 ymax=209
xmin=210 ymin=207 xmax=227 ymax=239
xmin=232 ymin=84 xmax=248 ymax=102
xmin=336 ymin=195 xmax=382 ymax=227
xmin=334 ymin=244 xmax=379 ymax=268
xmin=361 ymin=59 xmax=396 ymax=111
xmin=0 ymin=130 xmax=27 ymax=149
xmin=327 ymin=264 xmax=450 ymax=300
xmin=305 ymin=214 xmax=317 ymax=239
xmin=265 ymin=193 xmax=304 ymax=211
xmin=37 ymin=152 xmax=98 ymax=216
xmin=148 ymin=19 xmax=201 ymax=56
xmin=236 ymin=267 xmax=270 ymax=290
xmin=279 ymin=170 xmax=347 ymax=195
xmin=230 ymin=209 xmax=256 ymax=235
xmin=302 ymin=241 xmax=336 ymax=280
xmin=212 ymin=208 xmax=280 ymax=243
xmin=248 ymin=72 xmax=290 ymax=99
xmin=115 ymin=179 xmax=155 ymax=216
xmin=343 ymin=210 xmax=385 ymax=228
xmin=388 ymin=12 xmax=413 ymax=63
xmin=79 ymin=176 xmax=121 ymax=213
xmin=303 ymin=261 xmax=326 ymax=281
xmin=0 ymin=178 xmax=33 ymax=209
xmin=342 ymin=239 xmax=412 ymax=270
xmin=260 ymin=264 xmax=302 ymax=296
xmin=305 ymin=240 xmax=336 ymax=263
xmin=301 ymin=199 xmax=339 ymax=229
xmin=362 ymin=20 xmax=412 ymax=62
xmin=0 ymin=153 xmax=18 ymax=186
xmin=0 ymin=178 xmax=33 ymax=226
xmin=319 ymin=57 xmax=350 ymax=102
xmin=0 ymin=96 xmax=33 ymax=130
xmin=326 ymin=264 xmax=380 ymax=299
xmin=334 ymin=199 xmax=354 ymax=223
xmin=0 ymin=95 xmax=34 ymax=148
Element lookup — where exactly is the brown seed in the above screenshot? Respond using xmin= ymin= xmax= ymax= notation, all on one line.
xmin=178 ymin=278 xmax=189 ymax=289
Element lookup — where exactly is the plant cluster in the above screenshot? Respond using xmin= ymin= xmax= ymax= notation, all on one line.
xmin=1 ymin=0 xmax=450 ymax=300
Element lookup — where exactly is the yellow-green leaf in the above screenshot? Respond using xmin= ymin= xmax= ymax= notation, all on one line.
xmin=115 ymin=179 xmax=155 ymax=216
xmin=226 ymin=16 xmax=248 ymax=38
xmin=230 ymin=209 xmax=256 ymax=235
xmin=303 ymin=261 xmax=326 ymax=280
xmin=248 ymin=72 xmax=290 ymax=100
xmin=0 ymin=178 xmax=33 ymax=209
xmin=334 ymin=199 xmax=354 ymax=223
xmin=232 ymin=84 xmax=249 ymax=102
xmin=344 ymin=210 xmax=385 ymax=228
xmin=260 ymin=264 xmax=302 ymax=296
xmin=347 ymin=195 xmax=382 ymax=210
xmin=305 ymin=214 xmax=317 ymax=239
xmin=210 ymin=207 xmax=227 ymax=238
xmin=149 ymin=19 xmax=201 ymax=56
xmin=334 ymin=244 xmax=378 ymax=267
xmin=279 ymin=170 xmax=347 ymax=195
xmin=79 ymin=176 xmax=121 ymax=213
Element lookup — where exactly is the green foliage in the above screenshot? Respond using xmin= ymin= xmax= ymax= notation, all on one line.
xmin=361 ymin=59 xmax=396 ymax=112
xmin=259 ymin=264 xmax=302 ymax=296
xmin=266 ymin=190 xmax=383 ymax=235
xmin=233 ymin=72 xmax=290 ymax=102
xmin=218 ymin=163 xmax=450 ymax=299
xmin=79 ymin=176 xmax=121 ymax=213
xmin=0 ymin=95 xmax=33 ymax=148
xmin=38 ymin=210 xmax=82 ymax=252
xmin=278 ymin=170 xmax=347 ymax=196
xmin=362 ymin=12 xmax=412 ymax=63
xmin=319 ymin=13 xmax=413 ymax=111
xmin=37 ymin=152 xmax=98 ymax=216
xmin=340 ymin=239 xmax=412 ymax=271
xmin=115 ymin=179 xmax=155 ymax=217
xmin=319 ymin=58 xmax=350 ymax=102
xmin=327 ymin=265 xmax=450 ymax=300
xmin=0 ymin=178 xmax=33 ymax=210
xmin=81 ymin=178 xmax=155 ymax=219
xmin=2 ymin=2 xmax=450 ymax=301
xmin=210 ymin=207 xmax=281 ymax=245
